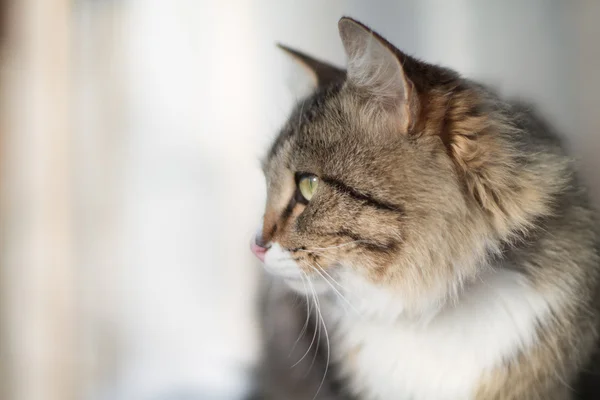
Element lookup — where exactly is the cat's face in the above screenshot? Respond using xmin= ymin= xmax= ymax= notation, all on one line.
xmin=252 ymin=18 xmax=552 ymax=315
xmin=259 ymin=84 xmax=462 ymax=287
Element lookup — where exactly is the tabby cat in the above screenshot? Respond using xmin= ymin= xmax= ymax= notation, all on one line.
xmin=251 ymin=17 xmax=600 ymax=400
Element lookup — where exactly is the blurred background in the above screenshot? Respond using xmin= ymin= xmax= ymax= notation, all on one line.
xmin=0 ymin=1 xmax=599 ymax=399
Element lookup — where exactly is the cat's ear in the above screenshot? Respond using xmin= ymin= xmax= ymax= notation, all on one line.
xmin=277 ymin=43 xmax=346 ymax=89
xmin=338 ymin=17 xmax=417 ymax=132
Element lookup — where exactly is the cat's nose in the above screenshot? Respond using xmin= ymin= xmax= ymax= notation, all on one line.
xmin=255 ymin=232 xmax=270 ymax=249
xmin=250 ymin=233 xmax=270 ymax=262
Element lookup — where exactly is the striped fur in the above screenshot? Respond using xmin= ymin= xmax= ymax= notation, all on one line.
xmin=257 ymin=17 xmax=600 ymax=400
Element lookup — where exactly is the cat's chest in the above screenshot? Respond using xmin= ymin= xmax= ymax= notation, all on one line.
xmin=329 ymin=316 xmax=492 ymax=400
xmin=323 ymin=269 xmax=555 ymax=400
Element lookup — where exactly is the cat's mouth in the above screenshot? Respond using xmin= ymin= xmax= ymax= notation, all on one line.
xmin=251 ymin=241 xmax=302 ymax=277
xmin=251 ymin=239 xmax=341 ymax=296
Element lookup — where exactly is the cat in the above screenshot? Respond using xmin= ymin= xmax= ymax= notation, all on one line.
xmin=251 ymin=17 xmax=600 ymax=400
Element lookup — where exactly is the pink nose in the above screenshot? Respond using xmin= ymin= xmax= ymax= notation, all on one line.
xmin=250 ymin=237 xmax=269 ymax=262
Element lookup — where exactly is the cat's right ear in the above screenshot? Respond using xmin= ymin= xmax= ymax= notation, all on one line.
xmin=276 ymin=43 xmax=346 ymax=89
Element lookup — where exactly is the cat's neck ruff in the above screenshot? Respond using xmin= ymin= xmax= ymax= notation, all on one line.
xmin=319 ymin=267 xmax=557 ymax=400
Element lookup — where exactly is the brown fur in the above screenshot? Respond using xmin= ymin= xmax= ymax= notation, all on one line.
xmin=258 ymin=17 xmax=600 ymax=399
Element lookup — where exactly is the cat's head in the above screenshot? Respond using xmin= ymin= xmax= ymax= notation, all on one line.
xmin=252 ymin=18 xmax=563 ymax=317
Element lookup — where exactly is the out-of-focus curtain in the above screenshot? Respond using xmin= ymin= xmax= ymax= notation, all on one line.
xmin=1 ymin=1 xmax=76 ymax=400
xmin=0 ymin=1 xmax=598 ymax=400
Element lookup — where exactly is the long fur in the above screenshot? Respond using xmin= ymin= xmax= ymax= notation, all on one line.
xmin=256 ymin=17 xmax=600 ymax=400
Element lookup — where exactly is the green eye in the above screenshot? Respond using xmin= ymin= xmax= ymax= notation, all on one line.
xmin=298 ymin=174 xmax=319 ymax=201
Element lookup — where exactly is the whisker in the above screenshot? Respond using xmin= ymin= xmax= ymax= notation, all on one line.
xmin=312 ymin=260 xmax=345 ymax=290
xmin=305 ymin=293 xmax=321 ymax=376
xmin=291 ymin=273 xmax=320 ymax=369
xmin=307 ymin=275 xmax=330 ymax=400
xmin=309 ymin=263 xmax=358 ymax=315
xmin=289 ymin=273 xmax=312 ymax=357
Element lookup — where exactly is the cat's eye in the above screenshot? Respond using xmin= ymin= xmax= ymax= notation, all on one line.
xmin=297 ymin=174 xmax=319 ymax=201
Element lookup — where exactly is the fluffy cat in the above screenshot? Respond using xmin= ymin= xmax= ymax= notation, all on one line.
xmin=252 ymin=17 xmax=600 ymax=400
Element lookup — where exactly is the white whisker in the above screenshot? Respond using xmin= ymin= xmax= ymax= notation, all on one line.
xmin=307 ymin=275 xmax=330 ymax=400
xmin=289 ymin=273 xmax=312 ymax=357
xmin=313 ymin=260 xmax=345 ymax=290
xmin=305 ymin=279 xmax=322 ymax=376
xmin=291 ymin=273 xmax=320 ymax=369
xmin=309 ymin=263 xmax=358 ymax=315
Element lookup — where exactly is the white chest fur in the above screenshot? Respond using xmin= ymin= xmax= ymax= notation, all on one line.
xmin=322 ymin=269 xmax=555 ymax=400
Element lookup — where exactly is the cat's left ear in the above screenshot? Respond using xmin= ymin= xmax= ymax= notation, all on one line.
xmin=338 ymin=17 xmax=418 ymax=132
xmin=277 ymin=43 xmax=346 ymax=89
